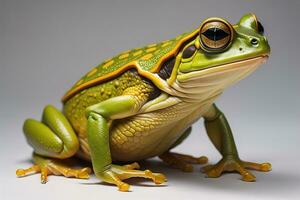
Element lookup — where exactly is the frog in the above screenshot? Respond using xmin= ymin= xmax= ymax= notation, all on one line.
xmin=16 ymin=13 xmax=272 ymax=192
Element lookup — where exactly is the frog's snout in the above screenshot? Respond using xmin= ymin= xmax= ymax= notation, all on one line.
xmin=238 ymin=14 xmax=271 ymax=57
xmin=250 ymin=36 xmax=270 ymax=53
xmin=245 ymin=34 xmax=271 ymax=59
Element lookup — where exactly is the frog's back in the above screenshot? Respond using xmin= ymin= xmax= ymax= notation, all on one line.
xmin=62 ymin=29 xmax=199 ymax=103
xmin=62 ymin=28 xmax=199 ymax=153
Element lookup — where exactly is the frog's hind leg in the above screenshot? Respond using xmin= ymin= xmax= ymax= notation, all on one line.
xmin=16 ymin=105 xmax=91 ymax=183
xmin=17 ymin=154 xmax=91 ymax=183
xmin=159 ymin=152 xmax=208 ymax=172
xmin=159 ymin=127 xmax=208 ymax=172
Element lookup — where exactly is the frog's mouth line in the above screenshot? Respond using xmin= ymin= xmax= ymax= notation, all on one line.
xmin=177 ymin=55 xmax=269 ymax=83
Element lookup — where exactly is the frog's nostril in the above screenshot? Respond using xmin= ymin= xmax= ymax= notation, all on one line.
xmin=250 ymin=38 xmax=258 ymax=46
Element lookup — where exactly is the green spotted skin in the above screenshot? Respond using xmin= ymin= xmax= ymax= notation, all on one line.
xmin=78 ymin=33 xmax=188 ymax=82
xmin=62 ymin=29 xmax=198 ymax=160
xmin=63 ymin=70 xmax=156 ymax=158
xmin=62 ymin=31 xmax=195 ymax=102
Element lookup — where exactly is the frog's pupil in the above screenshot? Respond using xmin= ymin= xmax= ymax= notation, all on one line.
xmin=202 ymin=28 xmax=229 ymax=41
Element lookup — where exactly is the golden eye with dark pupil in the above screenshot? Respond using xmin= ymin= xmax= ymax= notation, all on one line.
xmin=199 ymin=20 xmax=232 ymax=51
xmin=202 ymin=28 xmax=229 ymax=41
xmin=182 ymin=45 xmax=196 ymax=59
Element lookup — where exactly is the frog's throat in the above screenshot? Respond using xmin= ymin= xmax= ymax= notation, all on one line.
xmin=170 ymin=56 xmax=268 ymax=102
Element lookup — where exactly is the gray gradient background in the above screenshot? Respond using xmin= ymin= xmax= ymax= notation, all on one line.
xmin=1 ymin=0 xmax=300 ymax=199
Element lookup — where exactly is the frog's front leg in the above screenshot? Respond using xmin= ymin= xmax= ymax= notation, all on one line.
xmin=202 ymin=104 xmax=272 ymax=181
xmin=85 ymin=93 xmax=166 ymax=192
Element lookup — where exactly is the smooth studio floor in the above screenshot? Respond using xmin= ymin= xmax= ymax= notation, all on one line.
xmin=2 ymin=119 xmax=300 ymax=200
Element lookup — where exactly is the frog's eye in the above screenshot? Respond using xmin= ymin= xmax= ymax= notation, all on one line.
xmin=257 ymin=21 xmax=264 ymax=35
xmin=199 ymin=19 xmax=233 ymax=52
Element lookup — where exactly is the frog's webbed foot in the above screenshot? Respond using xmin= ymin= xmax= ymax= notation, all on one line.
xmin=201 ymin=156 xmax=272 ymax=182
xmin=96 ymin=162 xmax=167 ymax=192
xmin=159 ymin=152 xmax=208 ymax=172
xmin=16 ymin=154 xmax=91 ymax=184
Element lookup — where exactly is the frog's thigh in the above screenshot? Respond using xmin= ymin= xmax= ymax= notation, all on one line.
xmin=23 ymin=105 xmax=79 ymax=159
xmin=17 ymin=105 xmax=91 ymax=183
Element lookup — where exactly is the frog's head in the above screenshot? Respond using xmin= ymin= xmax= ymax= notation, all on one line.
xmin=174 ymin=14 xmax=270 ymax=94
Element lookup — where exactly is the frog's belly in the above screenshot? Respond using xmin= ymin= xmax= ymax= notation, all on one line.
xmin=109 ymin=100 xmax=215 ymax=161
xmin=77 ymin=99 xmax=216 ymax=162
